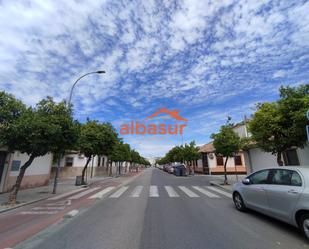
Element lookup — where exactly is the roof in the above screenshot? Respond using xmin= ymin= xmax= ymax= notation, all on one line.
xmin=198 ymin=142 xmax=215 ymax=153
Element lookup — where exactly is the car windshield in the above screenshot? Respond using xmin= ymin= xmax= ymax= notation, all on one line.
xmin=0 ymin=1 xmax=309 ymax=249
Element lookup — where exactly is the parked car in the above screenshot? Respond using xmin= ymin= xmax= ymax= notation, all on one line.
xmin=232 ymin=167 xmax=309 ymax=239
xmin=173 ymin=164 xmax=187 ymax=176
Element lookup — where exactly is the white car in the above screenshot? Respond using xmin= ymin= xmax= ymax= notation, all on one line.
xmin=232 ymin=167 xmax=309 ymax=239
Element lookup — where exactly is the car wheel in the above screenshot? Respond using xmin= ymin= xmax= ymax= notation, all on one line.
xmin=300 ymin=214 xmax=309 ymax=240
xmin=233 ymin=192 xmax=246 ymax=212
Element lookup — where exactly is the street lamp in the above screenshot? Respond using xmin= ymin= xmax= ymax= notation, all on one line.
xmin=68 ymin=70 xmax=106 ymax=105
xmin=52 ymin=70 xmax=106 ymax=194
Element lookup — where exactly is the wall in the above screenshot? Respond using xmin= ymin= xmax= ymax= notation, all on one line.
xmin=51 ymin=154 xmax=110 ymax=179
xmin=233 ymin=125 xmax=248 ymax=138
xmin=245 ymin=144 xmax=309 ymax=173
xmin=2 ymin=151 xmax=52 ymax=192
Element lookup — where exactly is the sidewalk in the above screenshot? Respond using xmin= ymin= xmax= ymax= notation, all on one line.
xmin=209 ymin=174 xmax=247 ymax=192
xmin=0 ymin=175 xmax=111 ymax=213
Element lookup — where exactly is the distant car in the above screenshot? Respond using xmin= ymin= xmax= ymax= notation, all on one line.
xmin=232 ymin=167 xmax=309 ymax=239
xmin=173 ymin=164 xmax=187 ymax=176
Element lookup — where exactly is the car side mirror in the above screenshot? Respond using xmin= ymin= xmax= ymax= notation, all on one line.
xmin=242 ymin=178 xmax=251 ymax=185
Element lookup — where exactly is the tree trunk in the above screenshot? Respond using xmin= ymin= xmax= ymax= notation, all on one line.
xmin=277 ymin=151 xmax=284 ymax=166
xmin=81 ymin=157 xmax=91 ymax=185
xmin=109 ymin=161 xmax=113 ymax=176
xmin=223 ymin=157 xmax=229 ymax=185
xmin=8 ymin=154 xmax=36 ymax=204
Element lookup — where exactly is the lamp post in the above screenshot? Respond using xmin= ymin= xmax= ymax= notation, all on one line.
xmin=52 ymin=70 xmax=106 ymax=194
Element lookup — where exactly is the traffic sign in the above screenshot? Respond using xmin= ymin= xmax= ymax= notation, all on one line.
xmin=307 ymin=125 xmax=309 ymax=142
xmin=307 ymin=110 xmax=309 ymax=120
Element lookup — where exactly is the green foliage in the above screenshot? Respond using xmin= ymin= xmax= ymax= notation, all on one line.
xmin=211 ymin=125 xmax=242 ymax=158
xmin=0 ymin=96 xmax=79 ymax=156
xmin=249 ymin=84 xmax=309 ymax=158
xmin=77 ymin=120 xmax=118 ymax=158
xmin=110 ymin=142 xmax=131 ymax=163
xmin=0 ymin=91 xmax=26 ymax=125
xmin=156 ymin=141 xmax=200 ymax=164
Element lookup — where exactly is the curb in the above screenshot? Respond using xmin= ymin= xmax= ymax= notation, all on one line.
xmin=0 ymin=176 xmax=114 ymax=214
xmin=209 ymin=181 xmax=233 ymax=193
xmin=0 ymin=196 xmax=51 ymax=214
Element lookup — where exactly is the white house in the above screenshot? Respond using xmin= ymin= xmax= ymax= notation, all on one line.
xmin=51 ymin=152 xmax=133 ymax=179
xmin=232 ymin=121 xmax=309 ymax=174
xmin=0 ymin=149 xmax=53 ymax=193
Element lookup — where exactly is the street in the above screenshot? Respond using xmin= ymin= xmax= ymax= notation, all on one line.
xmin=14 ymin=168 xmax=308 ymax=249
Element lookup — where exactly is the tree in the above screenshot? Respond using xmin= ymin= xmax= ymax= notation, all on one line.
xmin=0 ymin=91 xmax=26 ymax=125
xmin=183 ymin=141 xmax=201 ymax=174
xmin=249 ymin=84 xmax=309 ymax=166
xmin=211 ymin=125 xmax=242 ymax=184
xmin=110 ymin=141 xmax=131 ymax=175
xmin=78 ymin=120 xmax=118 ymax=184
xmin=0 ymin=96 xmax=78 ymax=203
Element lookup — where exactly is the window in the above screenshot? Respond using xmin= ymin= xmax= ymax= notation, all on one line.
xmin=65 ymin=157 xmax=73 ymax=167
xmin=234 ymin=155 xmax=242 ymax=165
xmin=97 ymin=156 xmax=101 ymax=167
xmin=216 ymin=156 xmax=223 ymax=166
xmin=248 ymin=170 xmax=269 ymax=184
xmin=291 ymin=171 xmax=302 ymax=186
xmin=11 ymin=160 xmax=21 ymax=171
xmin=102 ymin=157 xmax=105 ymax=167
xmin=270 ymin=169 xmax=302 ymax=186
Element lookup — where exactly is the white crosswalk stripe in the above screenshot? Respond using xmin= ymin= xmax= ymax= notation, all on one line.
xmin=149 ymin=185 xmax=159 ymax=197
xmin=88 ymin=186 xmax=115 ymax=199
xmin=109 ymin=186 xmax=129 ymax=198
xmin=192 ymin=186 xmax=220 ymax=198
xmin=206 ymin=186 xmax=232 ymax=198
xmin=130 ymin=186 xmax=143 ymax=197
xmin=48 ymin=188 xmax=86 ymax=201
xmin=164 ymin=186 xmax=179 ymax=197
xmin=178 ymin=186 xmax=199 ymax=197
xmin=68 ymin=187 xmax=101 ymax=200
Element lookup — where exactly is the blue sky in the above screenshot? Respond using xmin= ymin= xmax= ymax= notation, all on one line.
xmin=0 ymin=0 xmax=309 ymax=158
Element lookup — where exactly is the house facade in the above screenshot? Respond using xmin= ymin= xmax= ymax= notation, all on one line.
xmin=229 ymin=121 xmax=309 ymax=174
xmin=196 ymin=121 xmax=251 ymax=175
xmin=50 ymin=152 xmax=133 ymax=179
xmin=0 ymin=149 xmax=53 ymax=193
xmin=197 ymin=142 xmax=247 ymax=175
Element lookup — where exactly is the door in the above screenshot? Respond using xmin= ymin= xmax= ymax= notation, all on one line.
xmin=265 ymin=169 xmax=303 ymax=221
xmin=0 ymin=151 xmax=8 ymax=185
xmin=202 ymin=153 xmax=209 ymax=174
xmin=243 ymin=169 xmax=270 ymax=213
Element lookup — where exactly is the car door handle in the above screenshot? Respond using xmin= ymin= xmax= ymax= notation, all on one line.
xmin=287 ymin=189 xmax=299 ymax=194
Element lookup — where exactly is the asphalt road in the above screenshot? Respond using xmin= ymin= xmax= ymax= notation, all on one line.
xmin=18 ymin=168 xmax=309 ymax=249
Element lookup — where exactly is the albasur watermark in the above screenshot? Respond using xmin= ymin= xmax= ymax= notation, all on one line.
xmin=119 ymin=108 xmax=187 ymax=135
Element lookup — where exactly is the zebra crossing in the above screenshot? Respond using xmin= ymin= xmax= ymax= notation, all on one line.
xmin=86 ymin=185 xmax=231 ymax=199
xmin=18 ymin=185 xmax=231 ymax=216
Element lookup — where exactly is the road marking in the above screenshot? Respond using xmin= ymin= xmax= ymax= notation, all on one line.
xmin=47 ymin=199 xmax=71 ymax=206
xmin=109 ymin=186 xmax=129 ymax=198
xmin=206 ymin=186 xmax=232 ymax=198
xmin=192 ymin=186 xmax=219 ymax=198
xmin=88 ymin=186 xmax=115 ymax=199
xmin=178 ymin=186 xmax=199 ymax=197
xmin=32 ymin=207 xmax=65 ymax=210
xmin=19 ymin=211 xmax=58 ymax=215
xmin=48 ymin=188 xmax=86 ymax=200
xmin=64 ymin=209 xmax=79 ymax=218
xmin=68 ymin=187 xmax=101 ymax=199
xmin=149 ymin=185 xmax=159 ymax=197
xmin=164 ymin=186 xmax=179 ymax=197
xmin=130 ymin=186 xmax=143 ymax=197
